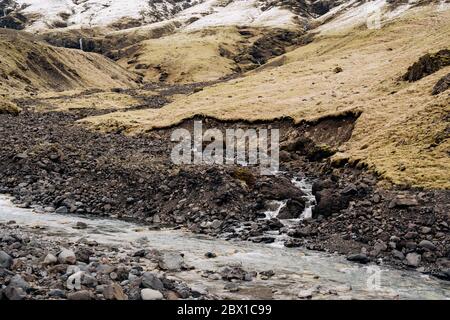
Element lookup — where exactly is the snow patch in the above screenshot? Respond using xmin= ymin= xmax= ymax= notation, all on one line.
xmin=182 ymin=0 xmax=296 ymax=30
xmin=317 ymin=0 xmax=388 ymax=33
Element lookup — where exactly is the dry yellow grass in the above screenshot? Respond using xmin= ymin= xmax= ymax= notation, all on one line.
xmin=83 ymin=7 xmax=450 ymax=189
xmin=27 ymin=91 xmax=146 ymax=112
xmin=0 ymin=99 xmax=21 ymax=115
xmin=118 ymin=27 xmax=252 ymax=84
xmin=0 ymin=29 xmax=138 ymax=98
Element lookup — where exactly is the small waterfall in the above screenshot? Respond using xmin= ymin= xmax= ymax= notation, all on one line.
xmin=263 ymin=177 xmax=316 ymax=222
xmin=292 ymin=177 xmax=316 ymax=220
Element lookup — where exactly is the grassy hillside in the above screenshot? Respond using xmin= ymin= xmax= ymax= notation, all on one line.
xmin=0 ymin=29 xmax=138 ymax=98
xmin=83 ymin=7 xmax=450 ymax=189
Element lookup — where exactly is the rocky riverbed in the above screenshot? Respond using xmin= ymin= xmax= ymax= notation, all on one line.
xmin=1 ymin=195 xmax=449 ymax=300
xmin=0 ymin=107 xmax=449 ymax=300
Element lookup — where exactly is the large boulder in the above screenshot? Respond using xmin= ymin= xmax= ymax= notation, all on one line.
xmin=258 ymin=177 xmax=305 ymax=203
xmin=278 ymin=199 xmax=305 ymax=219
xmin=312 ymin=188 xmax=350 ymax=217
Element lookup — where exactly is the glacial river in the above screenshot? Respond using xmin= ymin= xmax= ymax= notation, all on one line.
xmin=0 ymin=195 xmax=449 ymax=300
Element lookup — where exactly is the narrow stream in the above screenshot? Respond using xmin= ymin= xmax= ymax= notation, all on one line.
xmin=0 ymin=195 xmax=449 ymax=299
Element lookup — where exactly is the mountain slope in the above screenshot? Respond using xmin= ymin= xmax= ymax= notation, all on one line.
xmin=83 ymin=5 xmax=450 ymax=189
xmin=0 ymin=29 xmax=138 ymax=97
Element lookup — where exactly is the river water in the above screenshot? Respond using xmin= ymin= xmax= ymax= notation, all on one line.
xmin=0 ymin=195 xmax=449 ymax=300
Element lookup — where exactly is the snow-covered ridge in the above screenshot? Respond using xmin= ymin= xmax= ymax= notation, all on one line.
xmin=1 ymin=0 xmax=446 ymax=32
xmin=4 ymin=0 xmax=300 ymax=31
xmin=12 ymin=0 xmax=203 ymax=30
xmin=316 ymin=0 xmax=449 ymax=33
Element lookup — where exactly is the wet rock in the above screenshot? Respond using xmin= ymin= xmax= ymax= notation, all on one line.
xmin=43 ymin=253 xmax=58 ymax=265
xmin=224 ymin=283 xmax=240 ymax=292
xmin=298 ymin=289 xmax=314 ymax=299
xmin=205 ymin=252 xmax=217 ymax=259
xmin=73 ymin=222 xmax=88 ymax=229
xmin=278 ymin=199 xmax=304 ymax=219
xmin=0 ymin=250 xmax=13 ymax=269
xmin=0 ymin=14 xmax=26 ymax=30
xmin=284 ymin=238 xmax=303 ymax=247
xmin=266 ymin=218 xmax=284 ymax=230
xmin=346 ymin=253 xmax=369 ymax=264
xmin=258 ymin=177 xmax=305 ymax=203
xmin=210 ymin=219 xmax=222 ymax=229
xmin=55 ymin=206 xmax=68 ymax=214
xmin=370 ymin=241 xmax=388 ymax=257
xmin=75 ymin=247 xmax=93 ymax=263
xmin=103 ymin=283 xmax=128 ymax=300
xmin=9 ymin=275 xmax=30 ymax=291
xmin=392 ymin=250 xmax=405 ymax=260
xmin=158 ymin=251 xmax=184 ymax=271
xmin=191 ymin=285 xmax=208 ymax=297
xmin=141 ymin=272 xmax=164 ymax=291
xmin=81 ymin=273 xmax=98 ymax=288
xmin=4 ymin=286 xmax=26 ymax=300
xmin=220 ymin=266 xmax=253 ymax=281
xmin=288 ymin=225 xmax=315 ymax=238
xmin=433 ymin=269 xmax=450 ymax=281
xmin=250 ymin=236 xmax=275 ymax=244
xmin=48 ymin=289 xmax=66 ymax=299
xmin=141 ymin=288 xmax=163 ymax=300
xmin=133 ymin=249 xmax=147 ymax=257
xmin=58 ymin=248 xmax=76 ymax=265
xmin=419 ymin=240 xmax=436 ymax=251
xmin=260 ymin=270 xmax=275 ymax=280
xmin=311 ymin=180 xmax=334 ymax=194
xmin=405 ymin=253 xmax=421 ymax=267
